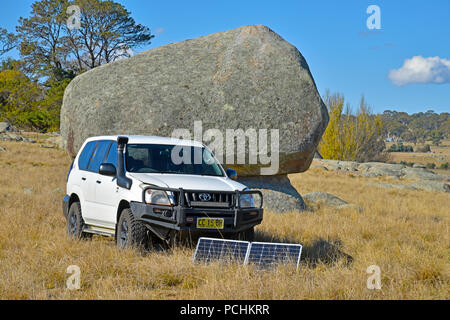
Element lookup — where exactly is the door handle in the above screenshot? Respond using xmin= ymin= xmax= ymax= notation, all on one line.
xmin=82 ymin=177 xmax=87 ymax=181
xmin=96 ymin=180 xmax=102 ymax=184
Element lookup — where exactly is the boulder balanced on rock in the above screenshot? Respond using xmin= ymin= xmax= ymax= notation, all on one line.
xmin=60 ymin=25 xmax=329 ymax=212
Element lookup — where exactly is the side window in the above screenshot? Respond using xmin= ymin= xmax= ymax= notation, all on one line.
xmin=88 ymin=141 xmax=112 ymax=173
xmin=105 ymin=142 xmax=118 ymax=168
xmin=78 ymin=141 xmax=97 ymax=171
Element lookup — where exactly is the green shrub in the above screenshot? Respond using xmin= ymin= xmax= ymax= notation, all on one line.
xmin=400 ymin=161 xmax=415 ymax=167
xmin=10 ymin=108 xmax=59 ymax=133
xmin=440 ymin=162 xmax=449 ymax=170
xmin=388 ymin=143 xmax=414 ymax=152
xmin=426 ymin=163 xmax=436 ymax=169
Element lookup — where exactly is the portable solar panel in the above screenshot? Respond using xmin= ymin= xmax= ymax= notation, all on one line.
xmin=245 ymin=242 xmax=302 ymax=270
xmin=193 ymin=237 xmax=251 ymax=264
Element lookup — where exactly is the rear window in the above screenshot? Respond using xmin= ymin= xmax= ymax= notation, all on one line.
xmin=78 ymin=141 xmax=97 ymax=171
xmin=88 ymin=141 xmax=112 ymax=173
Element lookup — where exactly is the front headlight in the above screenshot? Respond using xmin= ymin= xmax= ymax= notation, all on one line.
xmin=239 ymin=193 xmax=255 ymax=208
xmin=144 ymin=189 xmax=172 ymax=206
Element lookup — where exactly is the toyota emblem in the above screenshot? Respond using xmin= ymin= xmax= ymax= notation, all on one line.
xmin=199 ymin=193 xmax=211 ymax=202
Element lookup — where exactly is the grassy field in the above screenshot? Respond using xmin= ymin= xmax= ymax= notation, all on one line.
xmin=0 ymin=140 xmax=448 ymax=300
xmin=386 ymin=139 xmax=450 ymax=175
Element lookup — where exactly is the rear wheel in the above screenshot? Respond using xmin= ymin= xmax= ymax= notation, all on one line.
xmin=116 ymin=208 xmax=147 ymax=249
xmin=66 ymin=202 xmax=91 ymax=240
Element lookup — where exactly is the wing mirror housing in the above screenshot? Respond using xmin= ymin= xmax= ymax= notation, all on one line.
xmin=99 ymin=163 xmax=117 ymax=177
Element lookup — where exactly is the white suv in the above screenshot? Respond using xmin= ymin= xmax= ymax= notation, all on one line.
xmin=63 ymin=136 xmax=263 ymax=248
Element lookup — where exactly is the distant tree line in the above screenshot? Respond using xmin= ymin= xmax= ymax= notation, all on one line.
xmin=0 ymin=0 xmax=154 ymax=132
xmin=388 ymin=143 xmax=414 ymax=153
xmin=382 ymin=110 xmax=449 ymax=146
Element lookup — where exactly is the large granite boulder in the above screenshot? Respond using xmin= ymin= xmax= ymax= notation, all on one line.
xmin=61 ymin=25 xmax=329 ymax=213
xmin=61 ymin=25 xmax=328 ymax=177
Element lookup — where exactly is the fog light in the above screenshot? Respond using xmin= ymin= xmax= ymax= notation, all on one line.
xmin=163 ymin=210 xmax=173 ymax=218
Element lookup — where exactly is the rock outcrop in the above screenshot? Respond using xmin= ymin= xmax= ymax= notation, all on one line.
xmin=302 ymin=192 xmax=362 ymax=212
xmin=0 ymin=133 xmax=36 ymax=144
xmin=312 ymin=159 xmax=450 ymax=193
xmin=0 ymin=122 xmax=9 ymax=133
xmin=408 ymin=180 xmax=450 ymax=193
xmin=313 ymin=159 xmax=447 ymax=181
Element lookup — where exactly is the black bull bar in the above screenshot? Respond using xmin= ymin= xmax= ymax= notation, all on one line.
xmin=130 ymin=187 xmax=264 ymax=234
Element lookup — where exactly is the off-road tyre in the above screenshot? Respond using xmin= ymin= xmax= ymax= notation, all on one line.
xmin=235 ymin=227 xmax=255 ymax=242
xmin=116 ymin=208 xmax=147 ymax=249
xmin=66 ymin=202 xmax=92 ymax=240
xmin=165 ymin=230 xmax=181 ymax=249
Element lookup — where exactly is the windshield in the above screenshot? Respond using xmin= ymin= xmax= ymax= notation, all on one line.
xmin=125 ymin=144 xmax=224 ymax=177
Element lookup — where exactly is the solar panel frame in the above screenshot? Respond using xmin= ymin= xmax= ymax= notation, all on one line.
xmin=193 ymin=238 xmax=303 ymax=270
xmin=193 ymin=237 xmax=251 ymax=264
xmin=244 ymin=242 xmax=303 ymax=270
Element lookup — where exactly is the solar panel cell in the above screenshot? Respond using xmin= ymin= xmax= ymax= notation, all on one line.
xmin=193 ymin=238 xmax=250 ymax=263
xmin=245 ymin=242 xmax=302 ymax=269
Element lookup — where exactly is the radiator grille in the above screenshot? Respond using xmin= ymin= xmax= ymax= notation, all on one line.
xmin=184 ymin=191 xmax=234 ymax=208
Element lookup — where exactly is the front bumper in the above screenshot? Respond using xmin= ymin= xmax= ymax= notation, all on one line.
xmin=130 ymin=188 xmax=263 ymax=234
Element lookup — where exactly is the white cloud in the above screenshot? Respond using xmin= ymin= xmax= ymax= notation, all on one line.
xmin=388 ymin=56 xmax=450 ymax=86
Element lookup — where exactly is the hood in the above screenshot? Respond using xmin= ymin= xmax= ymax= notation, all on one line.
xmin=129 ymin=173 xmax=247 ymax=192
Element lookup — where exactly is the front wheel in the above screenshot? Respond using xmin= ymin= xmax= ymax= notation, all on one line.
xmin=234 ymin=227 xmax=255 ymax=242
xmin=116 ymin=208 xmax=147 ymax=249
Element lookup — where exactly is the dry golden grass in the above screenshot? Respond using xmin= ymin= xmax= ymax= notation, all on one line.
xmin=387 ymin=139 xmax=450 ymax=175
xmin=0 ymin=140 xmax=448 ymax=300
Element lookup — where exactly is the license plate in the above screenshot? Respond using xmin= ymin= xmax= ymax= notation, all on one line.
xmin=196 ymin=218 xmax=224 ymax=230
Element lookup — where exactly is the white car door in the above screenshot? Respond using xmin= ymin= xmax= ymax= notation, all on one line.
xmin=82 ymin=140 xmax=113 ymax=227
xmin=94 ymin=141 xmax=119 ymax=228
xmin=74 ymin=140 xmax=98 ymax=221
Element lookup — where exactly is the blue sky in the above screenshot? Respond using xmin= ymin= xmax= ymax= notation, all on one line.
xmin=1 ymin=0 xmax=449 ymax=114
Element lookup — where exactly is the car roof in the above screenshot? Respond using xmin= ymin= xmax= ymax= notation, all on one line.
xmin=84 ymin=135 xmax=204 ymax=147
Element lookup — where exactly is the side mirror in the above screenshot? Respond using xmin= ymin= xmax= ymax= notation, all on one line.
xmin=99 ymin=163 xmax=117 ymax=177
xmin=226 ymin=168 xmax=238 ymax=181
